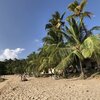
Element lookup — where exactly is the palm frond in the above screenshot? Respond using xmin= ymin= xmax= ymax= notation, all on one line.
xmin=38 ymin=58 xmax=49 ymax=71
xmin=42 ymin=36 xmax=55 ymax=44
xmin=66 ymin=14 xmax=77 ymax=21
xmin=73 ymin=50 xmax=84 ymax=60
xmin=80 ymin=0 xmax=87 ymax=11
xmin=81 ymin=35 xmax=100 ymax=58
xmin=68 ymin=0 xmax=79 ymax=12
xmin=53 ymin=11 xmax=60 ymax=20
xmin=56 ymin=53 xmax=73 ymax=70
xmin=81 ymin=11 xmax=93 ymax=19
xmin=71 ymin=18 xmax=80 ymax=38
xmin=90 ymin=26 xmax=100 ymax=32
xmin=45 ymin=24 xmax=52 ymax=29
xmin=61 ymin=12 xmax=66 ymax=20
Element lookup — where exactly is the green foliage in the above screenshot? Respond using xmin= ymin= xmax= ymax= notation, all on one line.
xmin=0 ymin=59 xmax=27 ymax=75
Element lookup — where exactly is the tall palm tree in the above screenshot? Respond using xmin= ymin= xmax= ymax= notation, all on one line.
xmin=43 ymin=11 xmax=65 ymax=45
xmin=45 ymin=11 xmax=65 ymax=30
xmin=67 ymin=0 xmax=93 ymax=39
xmin=67 ymin=0 xmax=92 ymax=20
xmin=38 ymin=12 xmax=66 ymax=72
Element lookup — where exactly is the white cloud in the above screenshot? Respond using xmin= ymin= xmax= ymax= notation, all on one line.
xmin=0 ymin=48 xmax=25 ymax=61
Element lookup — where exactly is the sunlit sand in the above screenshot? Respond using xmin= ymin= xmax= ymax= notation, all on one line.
xmin=0 ymin=75 xmax=100 ymax=100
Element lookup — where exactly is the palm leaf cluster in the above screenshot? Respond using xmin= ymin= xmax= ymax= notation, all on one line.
xmin=27 ymin=0 xmax=100 ymax=78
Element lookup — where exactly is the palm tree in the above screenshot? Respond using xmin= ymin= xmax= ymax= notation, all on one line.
xmin=43 ymin=11 xmax=65 ymax=45
xmin=26 ymin=52 xmax=40 ymax=76
xmin=67 ymin=0 xmax=93 ymax=39
xmin=45 ymin=11 xmax=65 ymax=30
xmin=67 ymin=0 xmax=92 ymax=20
xmin=55 ymin=18 xmax=100 ymax=78
xmin=37 ymin=12 xmax=66 ymax=73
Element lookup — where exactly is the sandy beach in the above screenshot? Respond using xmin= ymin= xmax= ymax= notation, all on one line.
xmin=0 ymin=75 xmax=100 ymax=100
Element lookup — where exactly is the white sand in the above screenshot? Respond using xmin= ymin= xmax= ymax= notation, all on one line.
xmin=0 ymin=75 xmax=100 ymax=100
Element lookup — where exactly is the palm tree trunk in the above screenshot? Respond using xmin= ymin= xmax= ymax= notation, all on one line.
xmin=80 ymin=17 xmax=88 ymax=39
xmin=82 ymin=22 xmax=88 ymax=37
xmin=97 ymin=60 xmax=100 ymax=71
xmin=95 ymin=54 xmax=100 ymax=71
xmin=79 ymin=60 xmax=85 ymax=79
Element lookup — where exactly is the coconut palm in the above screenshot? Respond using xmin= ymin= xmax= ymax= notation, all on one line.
xmin=37 ymin=44 xmax=58 ymax=72
xmin=43 ymin=11 xmax=66 ymax=45
xmin=38 ymin=12 xmax=66 ymax=72
xmin=67 ymin=0 xmax=92 ymax=20
xmin=45 ymin=11 xmax=65 ymax=30
xmin=67 ymin=0 xmax=93 ymax=39
xmin=52 ymin=18 xmax=100 ymax=78
xmin=68 ymin=0 xmax=100 ymax=39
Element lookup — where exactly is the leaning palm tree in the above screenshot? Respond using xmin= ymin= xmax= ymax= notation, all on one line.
xmin=52 ymin=18 xmax=100 ymax=78
xmin=37 ymin=44 xmax=60 ymax=72
xmin=38 ymin=12 xmax=66 ymax=73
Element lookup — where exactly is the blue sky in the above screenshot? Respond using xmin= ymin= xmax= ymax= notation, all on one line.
xmin=0 ymin=0 xmax=100 ymax=60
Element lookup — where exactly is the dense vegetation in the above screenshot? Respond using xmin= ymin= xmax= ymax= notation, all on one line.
xmin=0 ymin=59 xmax=27 ymax=75
xmin=0 ymin=0 xmax=100 ymax=79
